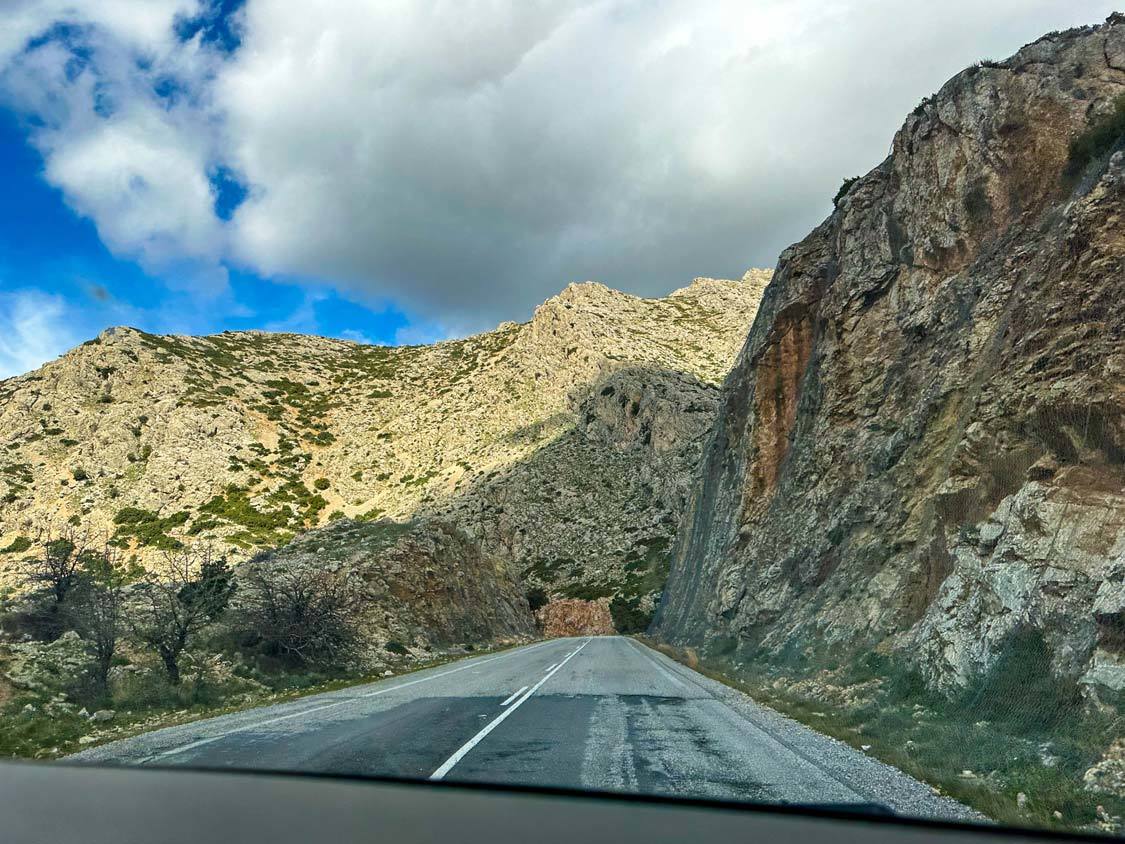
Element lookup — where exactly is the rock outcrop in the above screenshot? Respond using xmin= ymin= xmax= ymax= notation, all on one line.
xmin=255 ymin=519 xmax=536 ymax=657
xmin=537 ymin=599 xmax=616 ymax=637
xmin=656 ymin=18 xmax=1125 ymax=703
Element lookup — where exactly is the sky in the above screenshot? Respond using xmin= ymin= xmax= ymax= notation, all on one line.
xmin=0 ymin=1 xmax=1119 ymax=378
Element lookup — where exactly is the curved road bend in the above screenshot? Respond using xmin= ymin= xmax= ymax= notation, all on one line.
xmin=72 ymin=636 xmax=977 ymax=821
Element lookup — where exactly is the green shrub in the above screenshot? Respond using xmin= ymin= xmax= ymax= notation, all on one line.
xmin=609 ymin=596 xmax=652 ymax=633
xmin=71 ymin=467 xmax=88 ymax=481
xmin=562 ymin=582 xmax=614 ymax=601
xmin=1066 ymin=93 xmax=1125 ymax=179
xmin=526 ymin=587 xmax=549 ymax=613
xmin=1 ymin=535 xmax=32 ymax=554
xmin=108 ymin=664 xmax=183 ymax=709
xmin=187 ymin=517 xmax=221 ymax=535
xmin=833 ymin=176 xmax=860 ymax=206
xmin=202 ymin=486 xmax=284 ymax=529
xmin=112 ymin=507 xmax=189 ymax=550
xmin=313 ymin=478 xmax=330 ymax=491
xmin=953 ymin=628 xmax=1081 ymax=734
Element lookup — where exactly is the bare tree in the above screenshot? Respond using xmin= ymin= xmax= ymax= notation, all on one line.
xmin=13 ymin=529 xmax=94 ymax=639
xmin=72 ymin=545 xmax=142 ymax=692
xmin=236 ymin=555 xmax=363 ymax=668
xmin=21 ymin=529 xmax=87 ymax=605
xmin=128 ymin=548 xmax=234 ymax=685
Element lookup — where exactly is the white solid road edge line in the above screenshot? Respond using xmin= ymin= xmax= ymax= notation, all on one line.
xmin=500 ymin=686 xmax=528 ymax=707
xmin=429 ymin=638 xmax=591 ymax=781
xmin=139 ymin=639 xmax=560 ymax=762
xmin=625 ymin=638 xmax=692 ymax=693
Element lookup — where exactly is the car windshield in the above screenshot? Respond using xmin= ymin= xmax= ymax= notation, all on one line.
xmin=0 ymin=1 xmax=1122 ymax=838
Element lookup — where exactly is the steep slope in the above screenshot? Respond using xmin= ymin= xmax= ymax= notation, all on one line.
xmin=0 ymin=273 xmax=769 ymax=628
xmin=656 ymin=18 xmax=1124 ymax=703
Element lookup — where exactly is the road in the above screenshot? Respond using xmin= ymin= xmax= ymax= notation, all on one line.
xmin=72 ymin=636 xmax=977 ymax=820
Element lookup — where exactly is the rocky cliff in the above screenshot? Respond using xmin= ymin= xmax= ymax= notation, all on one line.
xmin=655 ymin=18 xmax=1124 ymax=704
xmin=0 ymin=273 xmax=769 ymax=633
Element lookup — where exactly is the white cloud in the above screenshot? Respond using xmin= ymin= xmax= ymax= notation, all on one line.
xmin=43 ymin=109 xmax=224 ymax=269
xmin=0 ymin=0 xmax=1121 ymax=331
xmin=0 ymin=0 xmax=229 ymax=295
xmin=0 ymin=0 xmax=200 ymax=68
xmin=0 ymin=290 xmax=78 ymax=378
xmin=216 ymin=0 xmax=1124 ymax=330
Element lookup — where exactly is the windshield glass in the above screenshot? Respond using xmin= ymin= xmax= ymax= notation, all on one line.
xmin=0 ymin=1 xmax=1122 ymax=838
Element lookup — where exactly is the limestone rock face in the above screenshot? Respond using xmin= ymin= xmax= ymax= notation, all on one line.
xmin=656 ymin=18 xmax=1125 ymax=699
xmin=0 ymin=274 xmax=768 ymax=633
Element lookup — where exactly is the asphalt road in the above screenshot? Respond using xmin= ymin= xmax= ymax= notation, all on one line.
xmin=71 ymin=636 xmax=978 ymax=821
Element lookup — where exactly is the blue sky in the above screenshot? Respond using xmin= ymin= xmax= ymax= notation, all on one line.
xmin=0 ymin=92 xmax=417 ymax=377
xmin=0 ymin=0 xmax=1119 ymax=379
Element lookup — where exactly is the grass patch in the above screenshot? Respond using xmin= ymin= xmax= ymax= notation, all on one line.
xmin=0 ymin=637 xmax=535 ymax=761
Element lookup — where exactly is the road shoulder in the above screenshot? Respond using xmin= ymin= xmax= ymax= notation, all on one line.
xmin=628 ymin=638 xmax=984 ymax=823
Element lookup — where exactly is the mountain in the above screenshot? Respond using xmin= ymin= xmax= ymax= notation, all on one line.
xmin=655 ymin=17 xmax=1124 ymax=706
xmin=0 ymin=272 xmax=769 ymax=638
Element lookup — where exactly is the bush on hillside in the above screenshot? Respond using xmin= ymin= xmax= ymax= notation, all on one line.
xmin=233 ymin=554 xmax=363 ymax=669
xmin=1066 ymin=93 xmax=1125 ymax=179
xmin=833 ymin=176 xmax=860 ymax=207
